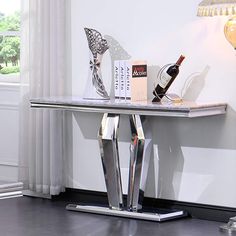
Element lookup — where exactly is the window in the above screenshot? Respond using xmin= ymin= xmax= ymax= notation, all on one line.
xmin=0 ymin=0 xmax=20 ymax=83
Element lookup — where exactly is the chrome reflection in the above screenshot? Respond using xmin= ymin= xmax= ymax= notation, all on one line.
xmin=127 ymin=115 xmax=152 ymax=212
xmin=98 ymin=113 xmax=123 ymax=210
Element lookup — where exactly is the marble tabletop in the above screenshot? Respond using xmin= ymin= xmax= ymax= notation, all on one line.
xmin=30 ymin=96 xmax=227 ymax=118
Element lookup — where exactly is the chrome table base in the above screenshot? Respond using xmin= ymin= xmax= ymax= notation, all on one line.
xmin=67 ymin=113 xmax=186 ymax=221
xmin=127 ymin=115 xmax=152 ymax=211
xmin=98 ymin=113 xmax=123 ymax=210
xmin=66 ymin=204 xmax=185 ymax=222
xmin=220 ymin=217 xmax=236 ymax=234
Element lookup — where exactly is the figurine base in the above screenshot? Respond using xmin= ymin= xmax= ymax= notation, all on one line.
xmin=83 ymin=96 xmax=110 ymax=100
xmin=83 ymin=85 xmax=110 ymax=100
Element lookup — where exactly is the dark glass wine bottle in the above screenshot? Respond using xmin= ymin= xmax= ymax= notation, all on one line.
xmin=152 ymin=55 xmax=185 ymax=102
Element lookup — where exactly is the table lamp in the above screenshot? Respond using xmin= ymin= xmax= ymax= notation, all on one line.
xmin=197 ymin=0 xmax=236 ymax=49
xmin=197 ymin=0 xmax=236 ymax=233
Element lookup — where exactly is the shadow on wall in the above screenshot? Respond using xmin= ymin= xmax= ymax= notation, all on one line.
xmin=146 ymin=106 xmax=236 ymax=202
xmin=181 ymin=65 xmax=210 ymax=101
xmin=145 ymin=65 xmax=236 ymax=202
xmin=73 ymin=112 xmax=103 ymax=140
xmin=147 ymin=65 xmax=161 ymax=100
xmin=145 ymin=116 xmax=185 ymax=200
xmin=104 ymin=35 xmax=131 ymax=98
xmin=146 ymin=65 xmax=210 ymax=199
xmin=105 ymin=35 xmax=162 ymax=101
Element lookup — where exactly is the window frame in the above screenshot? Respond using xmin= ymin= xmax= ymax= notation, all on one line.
xmin=0 ymin=7 xmax=21 ymax=84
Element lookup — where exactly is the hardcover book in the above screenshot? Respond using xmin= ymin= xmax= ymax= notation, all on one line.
xmin=113 ymin=60 xmax=147 ymax=101
xmin=131 ymin=60 xmax=147 ymax=102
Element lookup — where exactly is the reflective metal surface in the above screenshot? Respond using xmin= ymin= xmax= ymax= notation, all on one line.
xmin=66 ymin=204 xmax=185 ymax=222
xmin=220 ymin=216 xmax=236 ymax=234
xmin=127 ymin=115 xmax=152 ymax=211
xmin=98 ymin=113 xmax=123 ymax=210
xmin=83 ymin=28 xmax=110 ymax=100
xmin=70 ymin=112 xmax=185 ymax=221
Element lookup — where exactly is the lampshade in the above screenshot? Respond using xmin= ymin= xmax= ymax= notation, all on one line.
xmin=197 ymin=0 xmax=236 ymax=49
xmin=197 ymin=0 xmax=236 ymax=16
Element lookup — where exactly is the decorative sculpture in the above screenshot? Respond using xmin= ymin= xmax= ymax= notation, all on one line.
xmin=83 ymin=28 xmax=110 ymax=100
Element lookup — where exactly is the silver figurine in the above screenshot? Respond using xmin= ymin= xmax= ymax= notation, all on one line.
xmin=83 ymin=28 xmax=110 ymax=100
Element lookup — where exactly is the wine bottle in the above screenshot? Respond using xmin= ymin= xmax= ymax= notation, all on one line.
xmin=152 ymin=55 xmax=185 ymax=102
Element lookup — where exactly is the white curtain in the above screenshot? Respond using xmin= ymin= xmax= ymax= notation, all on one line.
xmin=19 ymin=0 xmax=69 ymax=195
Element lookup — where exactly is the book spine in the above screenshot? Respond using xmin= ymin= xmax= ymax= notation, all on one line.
xmin=125 ymin=60 xmax=131 ymax=100
xmin=114 ymin=60 xmax=120 ymax=99
xmin=120 ymin=60 xmax=126 ymax=99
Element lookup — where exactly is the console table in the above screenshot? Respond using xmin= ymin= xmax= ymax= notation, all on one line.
xmin=30 ymin=96 xmax=227 ymax=222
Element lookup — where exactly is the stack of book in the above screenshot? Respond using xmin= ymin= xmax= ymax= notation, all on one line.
xmin=114 ymin=60 xmax=147 ymax=101
xmin=0 ymin=181 xmax=23 ymax=199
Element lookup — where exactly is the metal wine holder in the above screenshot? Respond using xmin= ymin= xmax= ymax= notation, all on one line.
xmin=83 ymin=28 xmax=110 ymax=100
xmin=153 ymin=63 xmax=182 ymax=103
xmin=152 ymin=63 xmax=171 ymax=102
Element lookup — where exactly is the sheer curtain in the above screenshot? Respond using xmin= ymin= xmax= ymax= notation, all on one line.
xmin=19 ymin=0 xmax=69 ymax=195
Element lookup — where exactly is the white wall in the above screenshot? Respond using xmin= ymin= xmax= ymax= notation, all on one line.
xmin=68 ymin=0 xmax=236 ymax=208
xmin=0 ymin=83 xmax=20 ymax=182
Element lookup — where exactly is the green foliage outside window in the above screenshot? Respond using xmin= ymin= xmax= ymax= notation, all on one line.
xmin=0 ymin=66 xmax=19 ymax=74
xmin=0 ymin=11 xmax=20 ymax=75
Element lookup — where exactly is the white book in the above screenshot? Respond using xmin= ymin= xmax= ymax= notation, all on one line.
xmin=119 ymin=60 xmax=126 ymax=99
xmin=125 ymin=60 xmax=131 ymax=100
xmin=114 ymin=60 xmax=120 ymax=99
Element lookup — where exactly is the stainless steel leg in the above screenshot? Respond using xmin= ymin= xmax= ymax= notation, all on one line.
xmin=67 ymin=113 xmax=186 ymax=221
xmin=98 ymin=113 xmax=123 ymax=210
xmin=127 ymin=115 xmax=152 ymax=212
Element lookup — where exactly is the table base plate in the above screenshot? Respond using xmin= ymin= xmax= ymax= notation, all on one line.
xmin=66 ymin=204 xmax=187 ymax=222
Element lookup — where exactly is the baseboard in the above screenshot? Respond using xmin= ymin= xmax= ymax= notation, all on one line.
xmin=53 ymin=188 xmax=236 ymax=222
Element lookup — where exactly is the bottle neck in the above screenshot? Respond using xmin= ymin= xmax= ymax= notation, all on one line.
xmin=176 ymin=55 xmax=185 ymax=66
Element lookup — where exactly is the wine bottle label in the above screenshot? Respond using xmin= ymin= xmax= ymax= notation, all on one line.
xmin=159 ymin=71 xmax=172 ymax=89
xmin=132 ymin=65 xmax=147 ymax=78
